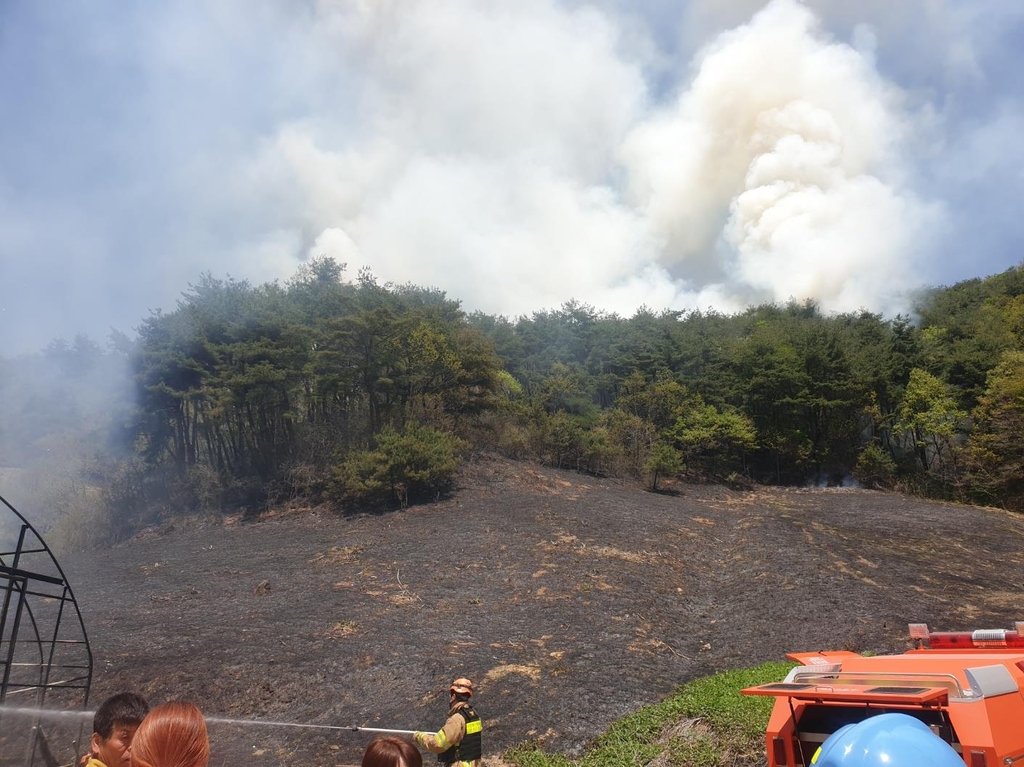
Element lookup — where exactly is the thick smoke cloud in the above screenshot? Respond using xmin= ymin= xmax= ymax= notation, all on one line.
xmin=621 ymin=0 xmax=938 ymax=313
xmin=2 ymin=0 xmax=1022 ymax=353
xmin=259 ymin=0 xmax=655 ymax=317
xmin=280 ymin=0 xmax=935 ymax=317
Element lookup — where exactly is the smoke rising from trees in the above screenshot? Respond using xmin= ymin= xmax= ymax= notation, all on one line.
xmin=620 ymin=0 xmax=938 ymax=314
xmin=4 ymin=0 xmax=1023 ymax=354
xmin=268 ymin=0 xmax=937 ymax=320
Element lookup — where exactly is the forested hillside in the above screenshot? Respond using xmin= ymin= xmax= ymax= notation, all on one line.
xmin=2 ymin=258 xmax=1023 ymax=545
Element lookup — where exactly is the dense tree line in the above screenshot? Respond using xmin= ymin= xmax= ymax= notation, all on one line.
xmin=3 ymin=259 xmax=1023 ymax=544
xmin=129 ymin=260 xmax=500 ymax=515
xmin=470 ymin=266 xmax=1024 ymax=507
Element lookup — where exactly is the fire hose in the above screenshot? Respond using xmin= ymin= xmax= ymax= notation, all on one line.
xmin=351 ymin=726 xmax=419 ymax=736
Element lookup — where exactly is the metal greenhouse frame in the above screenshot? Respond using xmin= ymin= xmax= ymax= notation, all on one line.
xmin=0 ymin=493 xmax=92 ymax=767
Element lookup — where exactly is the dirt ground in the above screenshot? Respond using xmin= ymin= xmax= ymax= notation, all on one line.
xmin=59 ymin=455 xmax=1024 ymax=766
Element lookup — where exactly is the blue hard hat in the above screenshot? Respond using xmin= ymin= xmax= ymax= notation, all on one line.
xmin=812 ymin=713 xmax=964 ymax=767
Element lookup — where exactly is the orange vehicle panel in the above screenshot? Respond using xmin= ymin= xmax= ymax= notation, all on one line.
xmin=744 ymin=683 xmax=950 ymax=706
xmin=743 ymin=626 xmax=1024 ymax=767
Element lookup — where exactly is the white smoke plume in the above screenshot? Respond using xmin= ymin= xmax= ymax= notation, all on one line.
xmin=256 ymin=0 xmax=656 ymax=316
xmin=5 ymin=0 xmax=975 ymax=355
xmin=622 ymin=0 xmax=938 ymax=313
xmin=272 ymin=0 xmax=935 ymax=319
xmin=0 ymin=0 xmax=1015 ymax=545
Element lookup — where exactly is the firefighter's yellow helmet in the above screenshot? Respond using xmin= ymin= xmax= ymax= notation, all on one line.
xmin=449 ymin=677 xmax=474 ymax=697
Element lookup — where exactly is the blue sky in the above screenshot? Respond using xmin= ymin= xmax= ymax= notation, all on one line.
xmin=2 ymin=0 xmax=1023 ymax=354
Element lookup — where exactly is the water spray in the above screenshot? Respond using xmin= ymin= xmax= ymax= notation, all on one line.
xmin=1 ymin=705 xmax=419 ymax=736
xmin=206 ymin=718 xmax=419 ymax=735
xmin=0 ymin=706 xmax=92 ymax=722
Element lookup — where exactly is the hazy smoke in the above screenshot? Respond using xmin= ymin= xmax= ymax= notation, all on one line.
xmin=274 ymin=0 xmax=935 ymax=318
xmin=259 ymin=0 xmax=655 ymax=317
xmin=6 ymin=0 xmax=977 ymax=355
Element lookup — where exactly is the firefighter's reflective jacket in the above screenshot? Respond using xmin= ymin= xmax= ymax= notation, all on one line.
xmin=414 ymin=702 xmax=482 ymax=767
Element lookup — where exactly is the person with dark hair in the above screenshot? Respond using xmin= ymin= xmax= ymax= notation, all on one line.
xmin=413 ymin=677 xmax=482 ymax=767
xmin=362 ymin=736 xmax=423 ymax=767
xmin=86 ymin=692 xmax=150 ymax=767
xmin=129 ymin=701 xmax=209 ymax=767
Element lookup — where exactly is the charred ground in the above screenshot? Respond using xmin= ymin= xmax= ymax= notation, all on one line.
xmin=65 ymin=455 xmax=1024 ymax=766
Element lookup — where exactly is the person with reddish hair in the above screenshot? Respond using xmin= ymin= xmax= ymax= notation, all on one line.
xmin=128 ymin=701 xmax=209 ymax=767
xmin=362 ymin=737 xmax=423 ymax=767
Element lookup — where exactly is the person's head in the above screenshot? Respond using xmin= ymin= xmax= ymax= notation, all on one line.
xmin=128 ymin=701 xmax=209 ymax=767
xmin=448 ymin=677 xmax=473 ymax=706
xmin=362 ymin=737 xmax=423 ymax=767
xmin=91 ymin=692 xmax=150 ymax=767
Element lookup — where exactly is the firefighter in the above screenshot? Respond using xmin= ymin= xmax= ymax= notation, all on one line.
xmin=413 ymin=677 xmax=482 ymax=767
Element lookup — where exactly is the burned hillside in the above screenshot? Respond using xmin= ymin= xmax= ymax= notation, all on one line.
xmin=63 ymin=456 xmax=1024 ymax=766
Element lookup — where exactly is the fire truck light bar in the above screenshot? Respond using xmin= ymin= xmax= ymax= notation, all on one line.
xmin=909 ymin=622 xmax=1024 ymax=650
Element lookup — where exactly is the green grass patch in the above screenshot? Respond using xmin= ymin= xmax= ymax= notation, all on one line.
xmin=504 ymin=661 xmax=796 ymax=767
